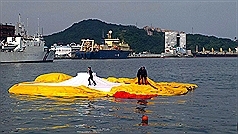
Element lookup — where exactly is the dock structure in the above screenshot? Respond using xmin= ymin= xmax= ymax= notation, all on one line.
xmin=194 ymin=46 xmax=238 ymax=57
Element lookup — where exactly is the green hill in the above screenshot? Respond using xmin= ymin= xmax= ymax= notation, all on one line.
xmin=187 ymin=34 xmax=237 ymax=52
xmin=44 ymin=19 xmax=237 ymax=53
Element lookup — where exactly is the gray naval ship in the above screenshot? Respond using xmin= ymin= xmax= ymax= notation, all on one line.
xmin=0 ymin=14 xmax=55 ymax=63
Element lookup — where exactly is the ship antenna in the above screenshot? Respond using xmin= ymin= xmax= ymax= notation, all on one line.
xmin=102 ymin=29 xmax=104 ymax=38
xmin=101 ymin=29 xmax=105 ymax=45
xmin=18 ymin=13 xmax=21 ymax=23
xmin=26 ymin=17 xmax=28 ymax=36
xmin=16 ymin=13 xmax=21 ymax=36
xmin=42 ymin=27 xmax=43 ymax=36
xmin=37 ymin=18 xmax=40 ymax=36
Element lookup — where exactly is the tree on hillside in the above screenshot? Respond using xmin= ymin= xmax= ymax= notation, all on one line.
xmin=44 ymin=19 xmax=237 ymax=54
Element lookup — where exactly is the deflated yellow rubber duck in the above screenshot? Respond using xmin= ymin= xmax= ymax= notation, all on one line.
xmin=9 ymin=72 xmax=198 ymax=99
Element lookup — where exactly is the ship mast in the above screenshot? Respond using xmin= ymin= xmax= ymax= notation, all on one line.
xmin=37 ymin=18 xmax=40 ymax=37
xmin=15 ymin=13 xmax=21 ymax=36
xmin=101 ymin=30 xmax=105 ymax=45
xmin=16 ymin=13 xmax=26 ymax=37
xmin=26 ymin=17 xmax=28 ymax=36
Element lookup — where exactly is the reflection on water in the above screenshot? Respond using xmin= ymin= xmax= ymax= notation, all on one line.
xmin=6 ymin=91 xmax=231 ymax=133
xmin=8 ymin=94 xmax=166 ymax=133
xmin=4 ymin=91 xmax=235 ymax=133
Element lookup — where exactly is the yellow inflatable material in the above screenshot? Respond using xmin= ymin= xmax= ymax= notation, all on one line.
xmin=9 ymin=73 xmax=198 ymax=98
xmin=108 ymin=77 xmax=197 ymax=96
xmin=34 ymin=73 xmax=73 ymax=83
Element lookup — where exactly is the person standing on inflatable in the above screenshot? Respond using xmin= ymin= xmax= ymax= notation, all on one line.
xmin=140 ymin=66 xmax=147 ymax=85
xmin=137 ymin=67 xmax=142 ymax=85
xmin=88 ymin=67 xmax=96 ymax=86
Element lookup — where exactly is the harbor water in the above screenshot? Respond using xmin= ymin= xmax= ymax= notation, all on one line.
xmin=0 ymin=57 xmax=237 ymax=133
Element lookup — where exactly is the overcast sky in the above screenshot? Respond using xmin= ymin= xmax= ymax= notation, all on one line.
xmin=0 ymin=0 xmax=237 ymax=40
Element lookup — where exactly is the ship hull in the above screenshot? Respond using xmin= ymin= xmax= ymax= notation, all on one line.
xmin=75 ymin=50 xmax=131 ymax=59
xmin=0 ymin=50 xmax=55 ymax=63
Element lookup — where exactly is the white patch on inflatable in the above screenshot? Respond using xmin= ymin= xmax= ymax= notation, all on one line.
xmin=20 ymin=73 xmax=121 ymax=92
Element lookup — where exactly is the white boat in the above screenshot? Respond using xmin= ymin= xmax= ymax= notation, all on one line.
xmin=0 ymin=14 xmax=55 ymax=63
xmin=128 ymin=51 xmax=161 ymax=58
xmin=50 ymin=42 xmax=81 ymax=59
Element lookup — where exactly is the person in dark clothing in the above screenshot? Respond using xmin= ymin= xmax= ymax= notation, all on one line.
xmin=88 ymin=67 xmax=96 ymax=86
xmin=137 ymin=67 xmax=142 ymax=85
xmin=140 ymin=66 xmax=147 ymax=85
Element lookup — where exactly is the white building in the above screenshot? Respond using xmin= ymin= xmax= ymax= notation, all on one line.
xmin=164 ymin=31 xmax=186 ymax=55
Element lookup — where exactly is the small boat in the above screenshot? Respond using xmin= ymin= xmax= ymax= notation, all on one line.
xmin=128 ymin=51 xmax=162 ymax=58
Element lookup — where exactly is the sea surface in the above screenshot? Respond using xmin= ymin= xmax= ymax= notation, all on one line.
xmin=0 ymin=57 xmax=237 ymax=134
